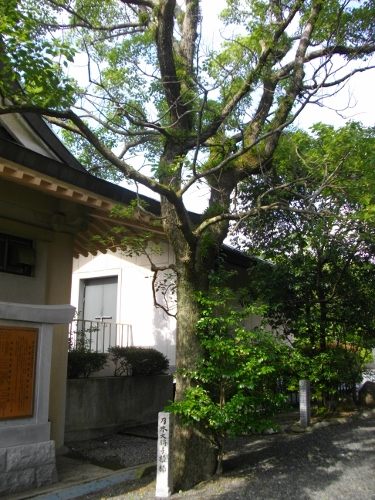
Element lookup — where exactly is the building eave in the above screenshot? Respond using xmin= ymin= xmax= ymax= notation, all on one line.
xmin=0 ymin=138 xmax=165 ymax=258
xmin=0 ymin=137 xmax=253 ymax=268
xmin=0 ymin=137 xmax=162 ymax=213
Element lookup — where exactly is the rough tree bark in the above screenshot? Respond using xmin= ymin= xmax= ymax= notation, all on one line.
xmin=173 ymin=261 xmax=218 ymax=489
xmin=160 ymin=185 xmax=229 ymax=487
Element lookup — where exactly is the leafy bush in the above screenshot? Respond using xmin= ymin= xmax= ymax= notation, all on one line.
xmin=67 ymin=332 xmax=108 ymax=378
xmin=107 ymin=346 xmax=131 ymax=376
xmin=67 ymin=350 xmax=108 ymax=378
xmin=285 ymin=341 xmax=369 ymax=407
xmin=108 ymin=346 xmax=169 ymax=376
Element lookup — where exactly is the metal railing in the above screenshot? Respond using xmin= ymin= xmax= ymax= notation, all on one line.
xmin=69 ymin=319 xmax=133 ymax=353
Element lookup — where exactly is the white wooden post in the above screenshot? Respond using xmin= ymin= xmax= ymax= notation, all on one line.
xmin=155 ymin=411 xmax=174 ymax=498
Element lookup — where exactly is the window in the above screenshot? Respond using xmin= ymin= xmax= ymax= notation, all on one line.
xmin=0 ymin=233 xmax=36 ymax=276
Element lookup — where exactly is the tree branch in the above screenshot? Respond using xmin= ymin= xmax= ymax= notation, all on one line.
xmin=150 ymin=263 xmax=177 ymax=318
xmin=199 ymin=0 xmax=304 ymax=143
xmin=179 ymin=0 xmax=201 ymax=76
xmin=263 ymin=1 xmax=324 ymax=160
xmin=155 ymin=0 xmax=189 ymax=130
xmin=0 ymin=103 xmax=186 ymax=202
xmin=119 ymin=0 xmax=156 ymax=7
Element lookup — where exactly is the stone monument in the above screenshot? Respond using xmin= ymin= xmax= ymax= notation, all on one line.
xmin=299 ymin=379 xmax=311 ymax=428
xmin=0 ymin=301 xmax=75 ymax=496
xmin=155 ymin=411 xmax=174 ymax=498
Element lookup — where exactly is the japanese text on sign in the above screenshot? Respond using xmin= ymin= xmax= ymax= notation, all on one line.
xmin=0 ymin=326 xmax=38 ymax=419
xmin=156 ymin=412 xmax=174 ymax=498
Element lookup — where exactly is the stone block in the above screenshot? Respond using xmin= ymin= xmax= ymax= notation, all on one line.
xmin=336 ymin=396 xmax=355 ymax=412
xmin=299 ymin=380 xmax=311 ymax=428
xmin=156 ymin=412 xmax=174 ymax=498
xmin=36 ymin=463 xmax=58 ymax=487
xmin=0 ymin=468 xmax=36 ymax=496
xmin=329 ymin=419 xmax=341 ymax=426
xmin=0 ymin=449 xmax=6 ymax=473
xmin=291 ymin=425 xmax=306 ymax=433
xmin=264 ymin=428 xmax=276 ymax=435
xmin=0 ymin=422 xmax=51 ymax=448
xmin=6 ymin=441 xmax=55 ymax=472
xmin=359 ymin=381 xmax=375 ymax=408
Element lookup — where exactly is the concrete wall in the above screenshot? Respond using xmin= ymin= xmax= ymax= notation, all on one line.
xmin=65 ymin=375 xmax=174 ymax=441
xmin=45 ymin=232 xmax=75 ymax=450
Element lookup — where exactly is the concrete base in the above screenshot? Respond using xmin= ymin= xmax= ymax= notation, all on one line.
xmin=0 ymin=423 xmax=51 ymax=448
xmin=0 ymin=441 xmax=57 ymax=496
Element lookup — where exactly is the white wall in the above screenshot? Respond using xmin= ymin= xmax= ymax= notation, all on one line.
xmin=71 ymin=242 xmax=177 ymax=368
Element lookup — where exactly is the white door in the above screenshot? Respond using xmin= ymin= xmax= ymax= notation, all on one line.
xmin=81 ymin=276 xmax=118 ymax=351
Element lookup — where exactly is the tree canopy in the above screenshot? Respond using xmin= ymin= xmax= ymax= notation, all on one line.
xmin=234 ymin=122 xmax=375 ymax=405
xmin=2 ymin=0 xmax=375 ymax=489
xmin=2 ymin=0 xmax=375 ymax=207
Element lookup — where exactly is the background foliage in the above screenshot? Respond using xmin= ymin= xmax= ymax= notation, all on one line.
xmin=234 ymin=122 xmax=375 ymax=405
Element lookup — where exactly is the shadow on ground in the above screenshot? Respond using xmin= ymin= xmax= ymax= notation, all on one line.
xmin=69 ymin=413 xmax=375 ymax=500
xmin=208 ymin=416 xmax=375 ymax=500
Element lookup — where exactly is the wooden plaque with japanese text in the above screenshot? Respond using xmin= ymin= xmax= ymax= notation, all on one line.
xmin=0 ymin=326 xmax=38 ymax=419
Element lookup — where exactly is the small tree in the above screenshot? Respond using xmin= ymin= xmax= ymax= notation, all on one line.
xmin=167 ymin=268 xmax=290 ymax=473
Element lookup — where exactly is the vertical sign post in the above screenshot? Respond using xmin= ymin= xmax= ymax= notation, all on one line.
xmin=299 ymin=379 xmax=311 ymax=428
xmin=156 ymin=411 xmax=174 ymax=498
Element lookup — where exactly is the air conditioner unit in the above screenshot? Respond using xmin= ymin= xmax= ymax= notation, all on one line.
xmin=8 ymin=244 xmax=36 ymax=266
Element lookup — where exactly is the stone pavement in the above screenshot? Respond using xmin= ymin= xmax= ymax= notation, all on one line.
xmin=6 ymin=409 xmax=375 ymax=500
xmin=6 ymin=452 xmax=156 ymax=500
xmin=70 ymin=410 xmax=375 ymax=500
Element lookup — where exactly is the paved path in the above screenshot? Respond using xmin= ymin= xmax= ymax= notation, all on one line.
xmin=69 ymin=412 xmax=375 ymax=500
xmin=9 ymin=412 xmax=375 ymax=500
xmin=218 ymin=414 xmax=375 ymax=500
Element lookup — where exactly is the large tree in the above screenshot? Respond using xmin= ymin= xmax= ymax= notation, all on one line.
xmin=2 ymin=0 xmax=375 ymax=489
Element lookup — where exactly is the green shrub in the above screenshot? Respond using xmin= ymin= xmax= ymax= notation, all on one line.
xmin=108 ymin=346 xmax=169 ymax=376
xmin=67 ymin=331 xmax=108 ymax=378
xmin=67 ymin=350 xmax=108 ymax=378
xmin=285 ymin=341 xmax=369 ymax=407
xmin=107 ymin=346 xmax=131 ymax=376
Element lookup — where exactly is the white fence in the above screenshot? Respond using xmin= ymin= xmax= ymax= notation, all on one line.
xmin=69 ymin=319 xmax=133 ymax=353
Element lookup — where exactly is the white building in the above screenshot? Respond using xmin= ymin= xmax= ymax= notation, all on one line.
xmin=71 ymin=241 xmax=178 ymax=371
xmin=70 ymin=240 xmax=261 ymax=374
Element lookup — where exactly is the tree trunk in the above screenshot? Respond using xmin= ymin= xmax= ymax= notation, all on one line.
xmin=172 ymin=260 xmax=218 ymax=491
xmin=158 ymin=144 xmax=232 ymax=490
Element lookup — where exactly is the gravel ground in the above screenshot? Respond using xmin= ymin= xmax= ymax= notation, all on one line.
xmin=70 ymin=411 xmax=375 ymax=500
xmin=67 ymin=432 xmax=157 ymax=470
